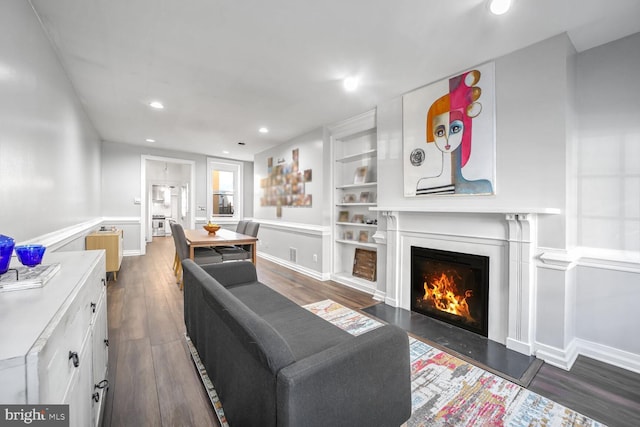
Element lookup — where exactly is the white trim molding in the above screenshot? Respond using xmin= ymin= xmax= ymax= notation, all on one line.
xmin=255 ymin=219 xmax=330 ymax=237
xmin=538 ymin=247 xmax=581 ymax=271
xmin=535 ymin=340 xmax=579 ymax=371
xmin=258 ymin=252 xmax=330 ymax=281
xmin=573 ymin=338 xmax=640 ymax=375
xmin=19 ymin=218 xmax=103 ymax=251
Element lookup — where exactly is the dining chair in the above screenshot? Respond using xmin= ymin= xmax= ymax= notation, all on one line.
xmin=172 ymin=223 xmax=222 ymax=289
xmin=215 ymin=221 xmax=260 ymax=261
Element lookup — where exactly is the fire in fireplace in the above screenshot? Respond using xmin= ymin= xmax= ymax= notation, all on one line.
xmin=411 ymin=246 xmax=489 ymax=337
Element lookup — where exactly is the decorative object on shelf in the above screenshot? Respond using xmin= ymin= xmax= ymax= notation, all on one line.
xmin=403 ymin=62 xmax=495 ymax=197
xmin=0 ymin=234 xmax=15 ymax=274
xmin=338 ymin=211 xmax=349 ymax=222
xmin=344 ymin=230 xmax=354 ymax=240
xmin=352 ymin=214 xmax=364 ymax=224
xmin=358 ymin=230 xmax=369 ymax=243
xmin=14 ymin=244 xmax=46 ymax=267
xmin=359 ymin=191 xmax=371 ymax=203
xmin=353 ymin=166 xmax=368 ymax=184
xmin=203 ymin=223 xmax=221 ymax=235
xmin=343 ymin=193 xmax=356 ymax=203
xmin=353 ymin=248 xmax=377 ymax=281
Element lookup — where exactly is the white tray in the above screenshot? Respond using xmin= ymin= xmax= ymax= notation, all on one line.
xmin=0 ymin=263 xmax=61 ymax=292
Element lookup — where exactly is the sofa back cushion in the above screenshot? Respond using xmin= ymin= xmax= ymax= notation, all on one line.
xmin=185 ymin=260 xmax=296 ymax=373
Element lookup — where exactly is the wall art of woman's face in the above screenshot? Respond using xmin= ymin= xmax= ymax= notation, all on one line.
xmin=432 ymin=110 xmax=465 ymax=153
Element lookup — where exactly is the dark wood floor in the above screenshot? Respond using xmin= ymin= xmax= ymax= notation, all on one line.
xmin=103 ymin=237 xmax=640 ymax=427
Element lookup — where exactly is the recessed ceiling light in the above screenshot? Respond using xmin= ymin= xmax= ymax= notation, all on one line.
xmin=259 ymin=127 xmax=269 ymax=134
xmin=489 ymin=0 xmax=512 ymax=15
xmin=145 ymin=138 xmax=156 ymax=143
xmin=343 ymin=76 xmax=360 ymax=92
xmin=222 ymin=150 xmax=230 ymax=154
xmin=149 ymin=101 xmax=164 ymax=109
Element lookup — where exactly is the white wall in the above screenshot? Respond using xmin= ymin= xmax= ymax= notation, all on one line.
xmin=0 ymin=0 xmax=101 ymax=243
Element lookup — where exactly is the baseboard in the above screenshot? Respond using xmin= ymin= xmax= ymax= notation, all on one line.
xmin=573 ymin=338 xmax=640 ymax=375
xmin=372 ymin=289 xmax=386 ymax=302
xmin=258 ymin=251 xmax=330 ymax=281
xmin=534 ymin=340 xmax=579 ymax=371
xmin=123 ymin=249 xmax=142 ymax=257
xmin=506 ymin=337 xmax=533 ymax=356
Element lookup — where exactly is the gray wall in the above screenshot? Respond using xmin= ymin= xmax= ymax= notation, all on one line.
xmin=101 ymin=140 xmax=254 ymax=252
xmin=253 ymin=127 xmax=325 ymax=225
xmin=573 ymin=33 xmax=640 ymax=356
xmin=377 ymin=34 xmax=575 ymax=250
xmin=576 ymin=32 xmax=640 ymax=252
xmin=0 ymin=0 xmax=101 ymax=243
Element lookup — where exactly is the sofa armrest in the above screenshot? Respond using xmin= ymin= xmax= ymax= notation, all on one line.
xmin=199 ymin=260 xmax=258 ymax=287
xmin=276 ymin=325 xmax=411 ymax=427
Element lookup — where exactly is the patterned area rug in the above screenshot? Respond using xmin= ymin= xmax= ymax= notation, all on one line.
xmin=304 ymin=300 xmax=606 ymax=427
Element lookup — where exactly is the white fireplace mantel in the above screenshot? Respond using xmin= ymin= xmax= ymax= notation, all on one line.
xmin=371 ymin=206 xmax=562 ymax=215
xmin=376 ymin=207 xmax=561 ymax=357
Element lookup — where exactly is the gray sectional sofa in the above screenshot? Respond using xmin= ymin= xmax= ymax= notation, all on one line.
xmin=182 ymin=259 xmax=411 ymax=427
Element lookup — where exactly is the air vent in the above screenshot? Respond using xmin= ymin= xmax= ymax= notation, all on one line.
xmin=289 ymin=247 xmax=297 ymax=263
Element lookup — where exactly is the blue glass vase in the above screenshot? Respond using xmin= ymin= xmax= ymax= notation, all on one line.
xmin=0 ymin=234 xmax=15 ymax=274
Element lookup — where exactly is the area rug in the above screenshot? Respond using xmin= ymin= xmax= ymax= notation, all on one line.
xmin=304 ymin=300 xmax=606 ymax=427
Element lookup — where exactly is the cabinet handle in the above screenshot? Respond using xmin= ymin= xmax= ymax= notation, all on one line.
xmin=92 ymin=392 xmax=100 ymax=403
xmin=90 ymin=302 xmax=96 ymax=313
xmin=95 ymin=380 xmax=109 ymax=390
xmin=68 ymin=351 xmax=79 ymax=368
xmin=101 ymin=278 xmax=106 ymax=287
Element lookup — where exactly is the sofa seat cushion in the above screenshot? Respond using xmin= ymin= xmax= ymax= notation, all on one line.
xmin=228 ymin=282 xmax=352 ymax=361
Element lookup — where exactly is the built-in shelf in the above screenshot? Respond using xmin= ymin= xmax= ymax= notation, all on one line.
xmin=336 ymin=203 xmax=377 ymax=207
xmin=335 ymin=149 xmax=377 ymax=163
xmin=336 ymin=222 xmax=377 ymax=228
xmin=371 ymin=206 xmax=562 ymax=215
xmin=331 ymin=110 xmax=378 ymax=292
xmin=335 ymin=239 xmax=377 ymax=249
xmin=336 ymin=182 xmax=377 ymax=190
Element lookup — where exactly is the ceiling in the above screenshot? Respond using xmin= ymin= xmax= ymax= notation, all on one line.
xmin=30 ymin=0 xmax=640 ymax=162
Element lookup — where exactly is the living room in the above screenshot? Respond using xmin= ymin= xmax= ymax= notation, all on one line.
xmin=1 ymin=1 xmax=639 ymax=426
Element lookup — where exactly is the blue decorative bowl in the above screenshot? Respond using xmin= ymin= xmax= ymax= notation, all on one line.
xmin=0 ymin=234 xmax=15 ymax=274
xmin=14 ymin=244 xmax=47 ymax=268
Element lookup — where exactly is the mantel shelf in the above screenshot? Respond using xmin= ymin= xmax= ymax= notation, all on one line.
xmin=371 ymin=206 xmax=562 ymax=215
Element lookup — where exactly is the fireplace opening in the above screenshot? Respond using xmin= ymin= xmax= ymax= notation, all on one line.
xmin=411 ymin=246 xmax=489 ymax=337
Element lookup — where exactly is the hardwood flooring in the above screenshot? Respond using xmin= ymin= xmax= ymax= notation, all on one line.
xmin=103 ymin=237 xmax=640 ymax=427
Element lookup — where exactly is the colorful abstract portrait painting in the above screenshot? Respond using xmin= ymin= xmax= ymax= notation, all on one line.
xmin=403 ymin=62 xmax=496 ymax=196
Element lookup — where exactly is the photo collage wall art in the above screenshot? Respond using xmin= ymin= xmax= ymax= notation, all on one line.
xmin=260 ymin=148 xmax=312 ymax=217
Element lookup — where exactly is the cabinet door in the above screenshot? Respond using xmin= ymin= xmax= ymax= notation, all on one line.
xmin=91 ymin=295 xmax=109 ymax=427
xmin=65 ymin=331 xmax=92 ymax=427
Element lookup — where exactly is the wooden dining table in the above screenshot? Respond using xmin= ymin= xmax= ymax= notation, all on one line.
xmin=183 ymin=228 xmax=258 ymax=264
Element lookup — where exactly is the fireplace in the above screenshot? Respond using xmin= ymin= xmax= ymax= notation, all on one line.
xmin=411 ymin=246 xmax=489 ymax=337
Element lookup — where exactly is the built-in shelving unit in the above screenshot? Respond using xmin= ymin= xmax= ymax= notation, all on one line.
xmin=329 ymin=109 xmax=378 ymax=293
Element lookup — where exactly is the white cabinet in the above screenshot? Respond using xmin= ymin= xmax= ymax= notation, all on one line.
xmin=329 ymin=109 xmax=379 ymax=293
xmin=0 ymin=251 xmax=109 ymax=427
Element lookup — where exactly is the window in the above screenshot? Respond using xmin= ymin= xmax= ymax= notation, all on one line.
xmin=207 ymin=159 xmax=243 ymax=221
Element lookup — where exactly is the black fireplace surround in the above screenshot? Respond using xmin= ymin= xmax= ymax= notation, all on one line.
xmin=411 ymin=246 xmax=489 ymax=337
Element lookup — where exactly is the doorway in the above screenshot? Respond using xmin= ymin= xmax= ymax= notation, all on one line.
xmin=141 ymin=155 xmax=196 ymax=255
